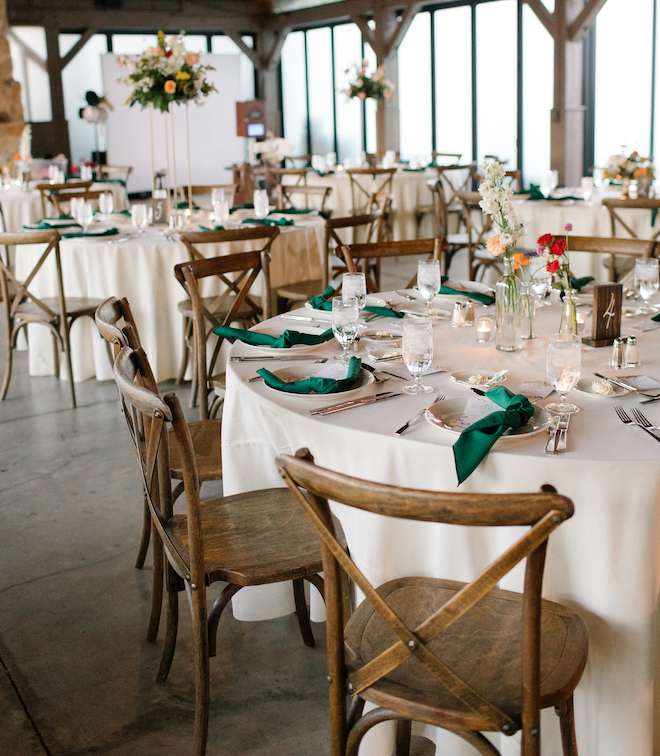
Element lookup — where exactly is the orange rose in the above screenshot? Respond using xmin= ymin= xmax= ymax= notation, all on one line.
xmin=164 ymin=80 xmax=176 ymax=94
xmin=184 ymin=52 xmax=200 ymax=66
xmin=513 ymin=252 xmax=529 ymax=270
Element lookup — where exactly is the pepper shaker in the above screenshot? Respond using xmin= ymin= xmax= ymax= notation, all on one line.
xmin=625 ymin=336 xmax=640 ymax=367
xmin=451 ymin=301 xmax=465 ymax=328
xmin=609 ymin=337 xmax=625 ymax=369
xmin=464 ymin=300 xmax=475 ymax=326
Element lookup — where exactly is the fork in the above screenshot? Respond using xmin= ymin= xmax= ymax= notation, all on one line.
xmin=394 ymin=394 xmax=446 ymax=436
xmin=614 ymin=405 xmax=660 ymax=442
xmin=632 ymin=408 xmax=660 ymax=431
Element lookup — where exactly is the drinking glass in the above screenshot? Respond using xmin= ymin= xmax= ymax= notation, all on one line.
xmin=253 ymin=189 xmax=269 ymax=219
xmin=131 ymin=203 xmax=149 ymax=234
xmin=332 ymin=296 xmax=359 ymax=363
xmin=581 ymin=176 xmax=594 ymax=204
xmin=342 ymin=272 xmax=366 ymax=310
xmin=213 ymin=199 xmax=230 ymax=226
xmin=77 ymin=201 xmax=93 ymax=232
xmin=99 ymin=192 xmax=114 ymax=217
xmin=417 ymin=260 xmax=441 ymax=314
xmin=326 ymin=152 xmax=337 ymax=169
xmin=211 ymin=188 xmax=225 ymax=206
xmin=546 ymin=333 xmax=581 ymax=414
xmin=402 ymin=319 xmax=434 ymax=395
xmin=634 ymin=258 xmax=660 ymax=313
xmin=531 ymin=268 xmax=553 ymax=307
xmin=69 ymin=197 xmax=82 ymax=220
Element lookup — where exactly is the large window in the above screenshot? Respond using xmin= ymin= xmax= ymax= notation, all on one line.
xmin=398 ymin=12 xmax=432 ymax=162
xmin=8 ymin=26 xmax=52 ymax=123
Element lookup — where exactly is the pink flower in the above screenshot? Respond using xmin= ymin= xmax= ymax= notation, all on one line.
xmin=185 ymin=52 xmax=200 ymax=66
xmin=164 ymin=80 xmax=176 ymax=94
xmin=564 ymin=223 xmax=573 ymax=232
xmin=150 ymin=46 xmax=164 ymax=57
xmin=536 ymin=246 xmax=544 ymax=254
xmin=358 ymin=92 xmax=366 ymax=100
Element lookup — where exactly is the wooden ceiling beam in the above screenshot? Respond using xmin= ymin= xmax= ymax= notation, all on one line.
xmin=567 ymin=0 xmax=609 ymax=41
xmin=60 ymin=27 xmax=98 ymax=69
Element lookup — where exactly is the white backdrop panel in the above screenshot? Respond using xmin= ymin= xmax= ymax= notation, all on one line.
xmin=102 ymin=54 xmax=243 ymax=193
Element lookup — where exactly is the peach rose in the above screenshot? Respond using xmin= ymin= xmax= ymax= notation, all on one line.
xmin=486 ymin=235 xmax=506 ymax=257
xmin=151 ymin=46 xmax=164 ymax=57
xmin=185 ymin=52 xmax=200 ymax=66
xmin=164 ymin=80 xmax=176 ymax=94
xmin=358 ymin=92 xmax=366 ymax=100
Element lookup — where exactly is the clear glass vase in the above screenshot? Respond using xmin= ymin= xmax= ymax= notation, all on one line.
xmin=559 ymin=289 xmax=579 ymax=336
xmin=495 ymin=256 xmax=522 ymax=352
xmin=520 ymin=281 xmax=535 ymax=340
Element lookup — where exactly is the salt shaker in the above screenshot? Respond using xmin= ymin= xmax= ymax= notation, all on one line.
xmin=609 ymin=337 xmax=625 ymax=369
xmin=625 ymin=336 xmax=640 ymax=367
xmin=451 ymin=302 xmax=465 ymax=328
xmin=464 ymin=300 xmax=475 ymax=326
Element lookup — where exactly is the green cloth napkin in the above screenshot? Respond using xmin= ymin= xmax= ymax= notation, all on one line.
xmin=242 ymin=217 xmax=294 ymax=227
xmin=453 ymin=387 xmax=535 ymax=485
xmin=309 ymin=285 xmax=404 ymax=319
xmin=25 ymin=219 xmax=80 ymax=230
xmin=438 ymin=285 xmax=495 ymax=305
xmin=177 ymin=200 xmax=200 ymax=210
xmin=199 ymin=225 xmax=225 ymax=231
xmin=257 ymin=355 xmax=362 ymax=395
xmin=62 ymin=227 xmax=119 ymax=239
xmin=650 ymin=311 xmax=660 ymax=322
xmin=517 ymin=184 xmax=546 ymax=201
xmin=569 ymin=276 xmax=594 ymax=292
xmin=93 ymin=177 xmax=127 ymax=187
xmin=213 ymin=324 xmax=335 ymax=349
xmin=229 ymin=203 xmax=254 ymax=214
xmin=652 ymin=208 xmax=658 ymax=227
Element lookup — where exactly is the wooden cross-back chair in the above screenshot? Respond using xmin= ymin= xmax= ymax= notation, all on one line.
xmin=113 ymin=347 xmax=339 ymax=756
xmin=177 ymin=184 xmax=237 ymax=209
xmin=474 ymin=169 xmax=522 ymax=193
xmin=49 ymin=190 xmax=103 ymax=215
xmin=230 ymin=163 xmax=256 ymax=206
xmin=36 ymin=181 xmax=93 ymax=216
xmin=95 ymin=296 xmax=224 ymax=642
xmin=175 ymin=226 xmax=279 ymax=410
xmin=455 ymin=191 xmax=503 ymax=281
xmin=174 ymin=240 xmax=275 ymax=419
xmin=277 ymin=448 xmax=589 ymax=756
xmin=602 ymin=198 xmax=660 ymax=242
xmin=346 ymin=168 xmax=396 ymax=216
xmin=276 ymin=184 xmax=332 ymax=214
xmin=275 ymin=211 xmax=383 ymax=312
xmin=414 ymin=163 xmax=478 ymax=239
xmin=285 ymin=153 xmax=313 ymax=168
xmin=95 ymin=164 xmax=133 ymax=184
xmin=267 ymin=166 xmax=308 ymax=188
xmin=432 ymin=151 xmax=463 ymax=165
xmin=565 ymin=235 xmax=657 ymax=283
xmin=340 ymin=238 xmax=444 ymax=294
xmin=0 ymin=229 xmax=104 ymax=408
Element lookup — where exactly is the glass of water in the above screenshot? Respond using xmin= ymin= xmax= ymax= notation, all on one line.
xmin=402 ymin=319 xmax=434 ymax=395
xmin=253 ymin=189 xmax=270 ymax=220
xmin=332 ymin=296 xmax=360 ymax=363
xmin=634 ymin=258 xmax=660 ymax=313
xmin=131 ymin=204 xmax=149 ymax=234
xmin=531 ymin=268 xmax=553 ymax=307
xmin=546 ymin=333 xmax=581 ymax=414
xmin=342 ymin=272 xmax=366 ymax=310
xmin=417 ymin=260 xmax=441 ymax=315
xmin=99 ymin=192 xmax=114 ymax=218
xmin=77 ymin=201 xmax=94 ymax=232
xmin=213 ymin=199 xmax=230 ymax=227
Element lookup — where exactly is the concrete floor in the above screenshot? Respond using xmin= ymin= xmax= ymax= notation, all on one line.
xmin=0 ymin=253 xmax=446 ymax=756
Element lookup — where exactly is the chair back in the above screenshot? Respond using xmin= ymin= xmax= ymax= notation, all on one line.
xmin=96 ymin=165 xmax=133 ymax=184
xmin=566 ymin=235 xmax=657 ymax=282
xmin=474 ymin=168 xmax=521 ymax=193
xmin=277 ymin=448 xmax=575 ymax=746
xmin=174 ymin=244 xmax=272 ymax=418
xmin=340 ymin=238 xmax=443 ymax=293
xmin=602 ymin=197 xmax=660 ymax=242
xmin=95 ymin=296 xmax=141 ymax=359
xmin=455 ymin=190 xmax=497 ymax=280
xmin=231 ymin=163 xmax=257 ymax=206
xmin=267 ymin=167 xmax=308 ymax=187
xmin=37 ymin=181 xmax=93 ymax=216
xmin=46 ymin=190 xmax=102 ymax=215
xmin=285 ymin=154 xmax=312 ymax=168
xmin=322 ymin=212 xmax=382 ymax=288
xmin=432 ymin=151 xmax=462 ymax=165
xmin=433 ymin=163 xmax=477 ymax=208
xmin=276 ymin=184 xmax=332 ymax=213
xmin=177 ymin=184 xmax=237 ymax=208
xmin=346 ymin=168 xmax=396 ymax=215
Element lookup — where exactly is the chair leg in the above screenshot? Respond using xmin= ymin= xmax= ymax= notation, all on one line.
xmin=209 ymin=394 xmax=224 ymax=419
xmin=188 ymin=581 xmax=210 ymax=756
xmin=157 ymin=564 xmax=180 ymax=683
xmin=176 ymin=316 xmax=191 ymax=385
xmin=51 ymin=331 xmax=60 ymax=378
xmin=395 ymin=719 xmax=412 ymax=756
xmin=207 ymin=583 xmax=241 ymax=657
xmin=1 ymin=329 xmax=14 ymax=401
xmin=556 ymin=695 xmax=579 ymax=756
xmin=147 ymin=523 xmax=164 ymax=643
xmin=134 ymin=494 xmax=151 ymax=569
xmin=61 ymin=320 xmax=76 ymax=409
xmin=293 ymin=577 xmax=315 ymax=647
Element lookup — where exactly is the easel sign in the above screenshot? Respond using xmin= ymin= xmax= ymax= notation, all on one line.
xmin=583 ymin=283 xmax=622 ymax=347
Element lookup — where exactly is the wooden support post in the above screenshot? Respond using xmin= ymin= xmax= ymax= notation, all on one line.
xmin=44 ymin=26 xmax=71 ymax=159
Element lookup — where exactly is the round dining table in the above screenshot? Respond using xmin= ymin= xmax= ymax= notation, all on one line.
xmin=221 ymin=291 xmax=660 ymax=756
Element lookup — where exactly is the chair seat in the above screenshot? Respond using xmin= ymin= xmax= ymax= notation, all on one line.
xmin=210 ymin=372 xmax=226 ymax=393
xmin=15 ymin=296 xmax=105 ymax=321
xmin=168 ymin=418 xmax=222 ymax=482
xmin=177 ymin=296 xmax=257 ymax=319
xmin=167 ymin=487 xmax=346 ymax=586
xmin=276 ymin=279 xmax=324 ymax=302
xmin=344 ymin=575 xmax=588 ymax=733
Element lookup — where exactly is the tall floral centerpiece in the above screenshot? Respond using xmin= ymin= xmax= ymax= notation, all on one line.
xmin=116 ymin=31 xmax=216 ymax=214
xmin=341 ymin=60 xmax=394 ymax=155
xmin=478 ymin=160 xmax=525 ymax=352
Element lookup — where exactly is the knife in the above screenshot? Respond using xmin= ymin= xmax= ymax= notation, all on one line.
xmin=556 ymin=414 xmax=570 ymax=451
xmin=281 ymin=314 xmax=328 ymax=324
xmin=544 ymin=416 xmax=560 ymax=454
xmin=308 ymin=391 xmax=402 ymax=416
xmin=362 ymin=363 xmax=409 ymax=381
xmin=593 ymin=372 xmax=636 ymax=391
xmin=231 ymin=354 xmax=326 ymax=362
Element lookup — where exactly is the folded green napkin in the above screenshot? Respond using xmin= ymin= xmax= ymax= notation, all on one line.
xmin=652 ymin=208 xmax=658 ymax=227
xmin=116 ymin=209 xmax=131 ymax=216
xmin=438 ymin=285 xmax=495 ymax=305
xmin=258 ymin=356 xmax=362 ymax=394
xmin=453 ymin=387 xmax=535 ymax=485
xmin=229 ymin=203 xmax=254 ymax=214
xmin=242 ymin=217 xmax=294 ymax=227
xmin=518 ymin=184 xmax=546 ymax=201
xmin=315 ymin=170 xmax=336 ymax=177
xmin=199 ymin=225 xmax=224 ymax=231
xmin=62 ymin=227 xmax=119 ymax=239
xmin=25 ymin=220 xmax=80 ymax=230
xmin=309 ymin=285 xmax=404 ymax=319
xmin=213 ymin=324 xmax=334 ymax=349
xmin=650 ymin=311 xmax=660 ymax=322
xmin=177 ymin=200 xmax=200 ymax=210
xmin=569 ymin=276 xmax=594 ymax=292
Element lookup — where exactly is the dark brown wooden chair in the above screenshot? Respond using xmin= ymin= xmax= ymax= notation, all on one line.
xmin=602 ymin=197 xmax=660 ymax=242
xmin=174 ymin=243 xmax=273 ymax=419
xmin=0 ymin=230 xmax=104 ymax=407
xmin=346 ymin=168 xmax=397 ymax=216
xmin=36 ymin=181 xmax=93 ymax=216
xmin=340 ymin=238 xmax=444 ymax=294
xmin=175 ymin=227 xmax=279 ymax=405
xmin=278 ymin=448 xmax=589 ymax=756
xmin=415 ymin=163 xmax=477 ymax=239
xmin=177 ymin=184 xmax=237 ymax=209
xmin=276 ymin=184 xmax=332 ymax=214
xmin=455 ymin=190 xmax=503 ymax=281
xmin=95 ymin=164 xmax=133 ymax=184
xmin=113 ymin=347 xmax=341 ymax=756
xmin=267 ymin=166 xmax=308 ymax=197
xmin=275 ymin=211 xmax=383 ymax=311
xmin=565 ymin=235 xmax=657 ymax=283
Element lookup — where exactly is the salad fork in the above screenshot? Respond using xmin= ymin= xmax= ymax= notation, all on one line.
xmin=394 ymin=394 xmax=446 ymax=436
xmin=614 ymin=405 xmax=660 ymax=442
xmin=632 ymin=408 xmax=660 ymax=430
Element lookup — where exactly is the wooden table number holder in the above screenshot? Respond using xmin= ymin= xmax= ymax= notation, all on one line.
xmin=582 ymin=283 xmax=622 ymax=347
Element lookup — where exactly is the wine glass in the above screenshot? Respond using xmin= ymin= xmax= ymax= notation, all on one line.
xmin=634 ymin=258 xmax=660 ymax=313
xmin=402 ymin=319 xmax=434 ymax=395
xmin=213 ymin=199 xmax=230 ymax=226
xmin=69 ymin=196 xmax=82 ymax=220
xmin=581 ymin=177 xmax=594 ymax=204
xmin=342 ymin=272 xmax=366 ymax=310
xmin=211 ymin=188 xmax=225 ymax=206
xmin=326 ymin=152 xmax=337 ymax=169
xmin=99 ymin=192 xmax=114 ymax=218
xmin=77 ymin=201 xmax=93 ymax=232
xmin=546 ymin=333 xmax=581 ymax=414
xmin=332 ymin=296 xmax=359 ymax=363
xmin=253 ymin=189 xmax=269 ymax=219
xmin=531 ymin=268 xmax=553 ymax=307
xmin=417 ymin=260 xmax=441 ymax=315
xmin=131 ymin=203 xmax=148 ymax=234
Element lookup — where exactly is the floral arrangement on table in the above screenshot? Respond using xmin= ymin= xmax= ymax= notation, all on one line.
xmin=536 ymin=224 xmax=572 ymax=292
xmin=604 ymin=151 xmax=654 ymax=181
xmin=341 ymin=60 xmax=394 ymax=101
xmin=115 ymin=30 xmax=216 ymax=113
xmin=478 ymin=160 xmax=525 ymax=267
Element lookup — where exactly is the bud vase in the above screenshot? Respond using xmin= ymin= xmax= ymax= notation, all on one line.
xmin=520 ymin=282 xmax=535 ymax=340
xmin=495 ymin=255 xmax=522 ymax=352
xmin=559 ymin=289 xmax=579 ymax=336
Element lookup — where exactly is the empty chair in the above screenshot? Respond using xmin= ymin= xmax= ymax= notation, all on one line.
xmin=276 ymin=184 xmax=332 ymax=214
xmin=474 ymin=168 xmax=522 ymax=193
xmin=416 ymin=163 xmax=477 ymax=238
xmin=346 ymin=167 xmax=397 ymax=216
xmin=603 ymin=197 xmax=660 ymax=242
xmin=36 ymin=181 xmax=93 ymax=216
xmin=564 ymin=235 xmax=657 ymax=283
xmin=0 ymin=230 xmax=104 ymax=407
xmin=455 ymin=190 xmax=503 ymax=281
xmin=432 ymin=150 xmax=463 ymax=165
xmin=95 ymin=164 xmax=133 ymax=184
xmin=113 ymin=346 xmax=341 ymax=756
xmin=278 ymin=448 xmax=589 ymax=756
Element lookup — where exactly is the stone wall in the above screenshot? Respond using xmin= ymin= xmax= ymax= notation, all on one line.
xmin=0 ymin=0 xmax=24 ymax=165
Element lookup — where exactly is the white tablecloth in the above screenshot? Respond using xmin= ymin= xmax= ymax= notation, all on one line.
xmin=15 ymin=215 xmax=325 ymax=382
xmin=221 ymin=295 xmax=660 ymax=756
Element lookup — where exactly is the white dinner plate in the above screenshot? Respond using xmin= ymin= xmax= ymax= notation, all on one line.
xmin=261 ymin=363 xmax=373 ymax=398
xmin=239 ymin=323 xmax=331 ymax=353
xmin=361 ymin=328 xmax=403 ymax=343
xmin=574 ymin=379 xmax=630 ymax=397
xmin=449 ymin=370 xmax=507 ymax=387
xmin=425 ymin=396 xmax=552 ymax=437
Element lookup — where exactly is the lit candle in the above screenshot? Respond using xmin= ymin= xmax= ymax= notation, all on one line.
xmin=475 ymin=316 xmax=493 ymax=342
xmin=576 ymin=312 xmax=585 ymax=334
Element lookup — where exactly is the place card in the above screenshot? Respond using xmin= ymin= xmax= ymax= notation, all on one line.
xmin=617 ymin=374 xmax=660 ymax=390
xmin=314 ymin=363 xmax=349 ymax=380
xmin=455 ymin=396 xmax=499 ymax=432
xmin=516 ymin=381 xmax=554 ymax=401
xmin=583 ymin=283 xmax=622 ymax=347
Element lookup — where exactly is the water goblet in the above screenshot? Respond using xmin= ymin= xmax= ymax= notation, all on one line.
xmin=581 ymin=176 xmax=594 ymax=204
xmin=326 ymin=152 xmax=337 ymax=169
xmin=332 ymin=296 xmax=359 ymax=364
xmin=131 ymin=203 xmax=148 ymax=234
xmin=99 ymin=192 xmax=113 ymax=218
xmin=253 ymin=189 xmax=269 ymax=219
xmin=546 ymin=333 xmax=581 ymax=414
xmin=213 ymin=199 xmax=230 ymax=227
xmin=342 ymin=272 xmax=366 ymax=310
xmin=402 ymin=319 xmax=434 ymax=395
xmin=77 ymin=201 xmax=93 ymax=232
xmin=417 ymin=260 xmax=441 ymax=315
xmin=531 ymin=268 xmax=553 ymax=307
xmin=634 ymin=258 xmax=659 ymax=314
xmin=211 ymin=188 xmax=225 ymax=207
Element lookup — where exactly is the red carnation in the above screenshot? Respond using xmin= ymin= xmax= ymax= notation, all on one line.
xmin=164 ymin=50 xmax=172 ymax=57
xmin=550 ymin=238 xmax=567 ymax=256
xmin=546 ymin=259 xmax=560 ymax=274
xmin=537 ymin=233 xmax=553 ymax=246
